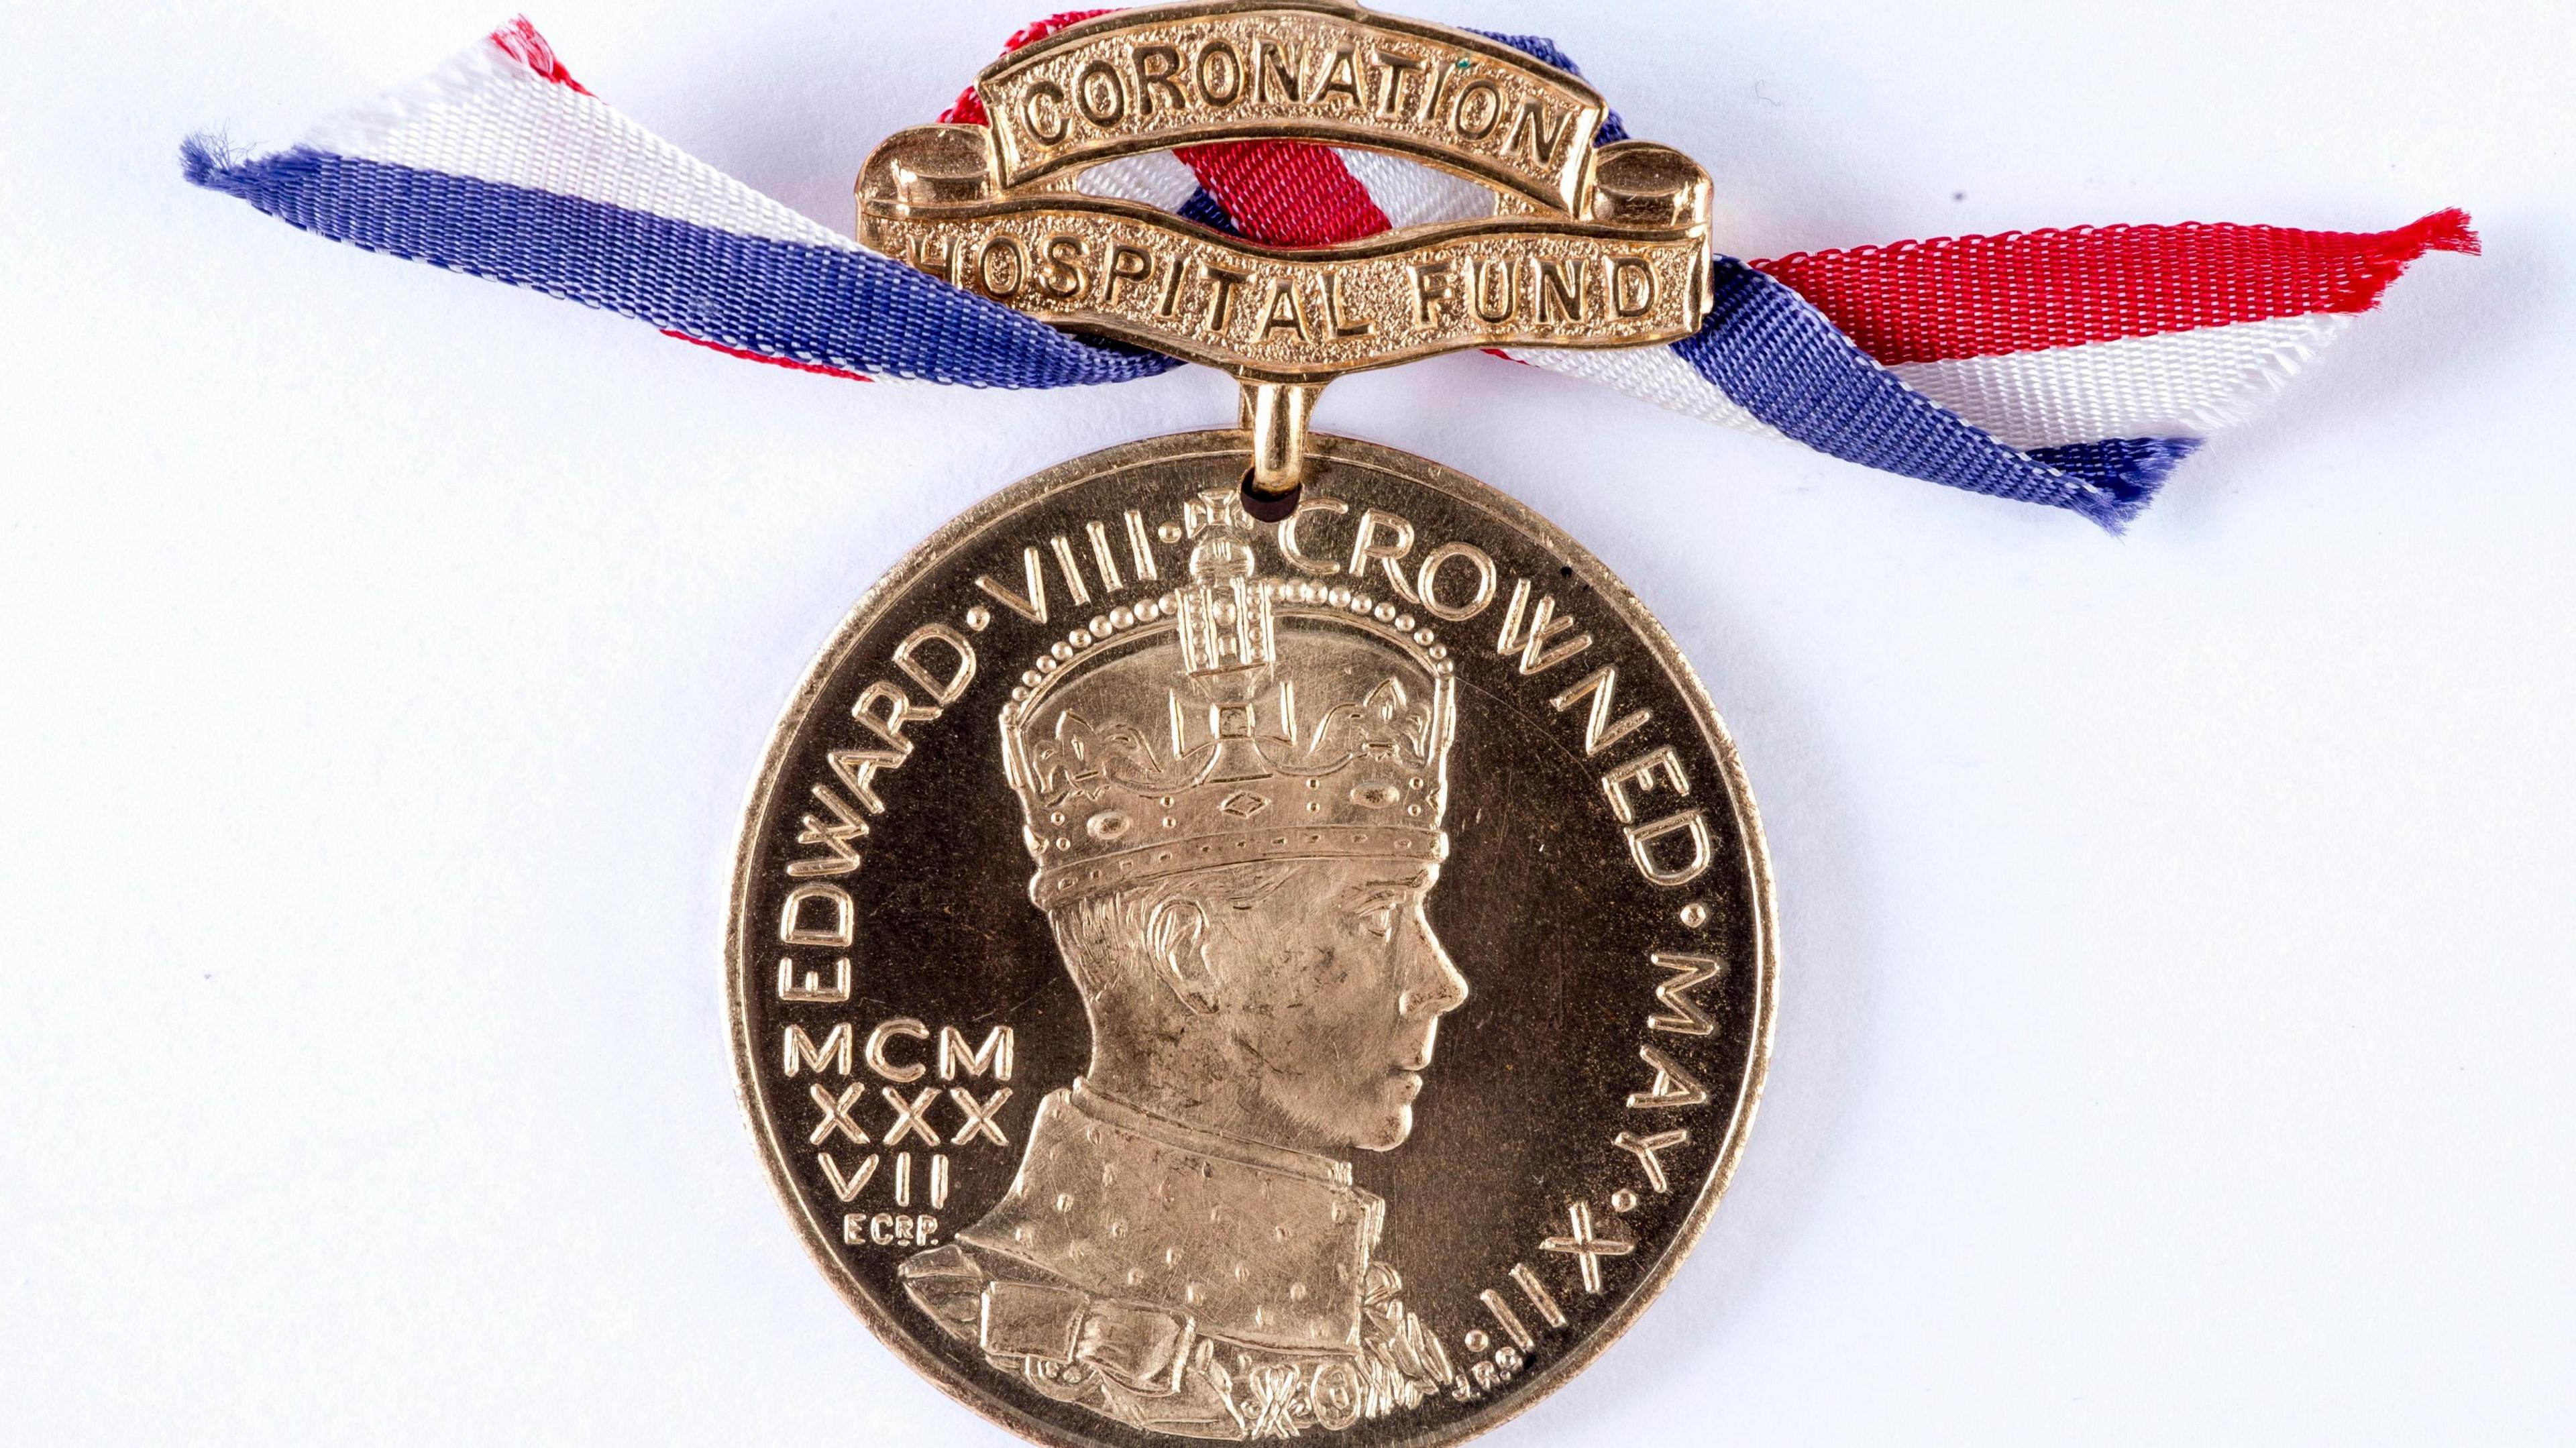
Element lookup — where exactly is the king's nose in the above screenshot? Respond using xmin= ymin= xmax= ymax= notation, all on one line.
xmin=1398 ymin=916 xmax=1469 ymax=1019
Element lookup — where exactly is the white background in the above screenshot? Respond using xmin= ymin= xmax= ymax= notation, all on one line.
xmin=4 ymin=1 xmax=2571 ymax=1443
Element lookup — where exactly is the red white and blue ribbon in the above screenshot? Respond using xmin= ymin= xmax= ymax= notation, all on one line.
xmin=184 ymin=15 xmax=2477 ymax=530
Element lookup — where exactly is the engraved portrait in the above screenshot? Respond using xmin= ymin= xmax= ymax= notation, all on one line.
xmin=901 ymin=492 xmax=1471 ymax=1439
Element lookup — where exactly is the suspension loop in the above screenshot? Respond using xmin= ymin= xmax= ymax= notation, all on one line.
xmin=1240 ymin=380 xmax=1322 ymax=520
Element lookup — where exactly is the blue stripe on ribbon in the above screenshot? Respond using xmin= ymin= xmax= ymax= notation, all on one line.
xmin=181 ymin=140 xmax=1178 ymax=389
xmin=182 ymin=141 xmax=2184 ymax=528
xmin=2028 ymin=437 xmax=2202 ymax=510
xmin=1472 ymin=30 xmax=1630 ymax=145
xmin=1175 ymin=187 xmax=1242 ymax=237
xmin=1675 ymin=259 xmax=2148 ymax=529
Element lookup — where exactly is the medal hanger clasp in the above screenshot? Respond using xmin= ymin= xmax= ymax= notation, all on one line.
xmin=855 ymin=0 xmax=1719 ymax=506
xmin=1240 ymin=380 xmax=1319 ymax=518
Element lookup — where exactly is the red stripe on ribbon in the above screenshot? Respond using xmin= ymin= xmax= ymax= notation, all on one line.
xmin=942 ymin=12 xmax=2474 ymax=376
xmin=1751 ymin=211 xmax=2479 ymax=364
xmin=489 ymin=17 xmax=590 ymax=94
xmin=662 ymin=331 xmax=872 ymax=382
xmin=1174 ymin=142 xmax=1391 ymax=247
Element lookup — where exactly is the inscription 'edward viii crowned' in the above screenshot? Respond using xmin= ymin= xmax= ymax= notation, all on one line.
xmin=739 ymin=11 xmax=1768 ymax=1439
xmin=730 ymin=436 xmax=1774 ymax=1445
xmin=763 ymin=488 xmax=1725 ymax=901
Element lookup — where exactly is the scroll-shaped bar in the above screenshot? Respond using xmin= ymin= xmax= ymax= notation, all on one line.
xmin=859 ymin=125 xmax=1713 ymax=384
xmin=977 ymin=0 xmax=1609 ymax=213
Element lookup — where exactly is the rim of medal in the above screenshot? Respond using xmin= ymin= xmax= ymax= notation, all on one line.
xmin=724 ymin=431 xmax=1780 ymax=1448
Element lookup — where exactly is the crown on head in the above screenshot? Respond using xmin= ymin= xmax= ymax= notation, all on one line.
xmin=1000 ymin=490 xmax=1459 ymax=909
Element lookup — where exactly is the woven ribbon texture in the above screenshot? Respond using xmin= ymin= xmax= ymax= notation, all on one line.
xmin=184 ymin=13 xmax=2476 ymax=529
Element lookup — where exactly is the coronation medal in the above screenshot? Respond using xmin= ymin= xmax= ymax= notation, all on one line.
xmin=733 ymin=432 xmax=1768 ymax=1446
xmin=737 ymin=9 xmax=1768 ymax=1442
xmin=181 ymin=3 xmax=2477 ymax=1444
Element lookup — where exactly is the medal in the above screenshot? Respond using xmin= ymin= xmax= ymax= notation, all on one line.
xmin=751 ymin=18 xmax=1769 ymax=1437
xmin=733 ymin=432 xmax=1769 ymax=1442
xmin=184 ymin=5 xmax=2472 ymax=1443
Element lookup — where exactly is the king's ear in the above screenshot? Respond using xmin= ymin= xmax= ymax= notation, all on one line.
xmin=1145 ymin=897 xmax=1222 ymax=1015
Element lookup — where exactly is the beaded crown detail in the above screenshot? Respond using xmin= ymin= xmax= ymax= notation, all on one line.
xmin=1000 ymin=491 xmax=1458 ymax=909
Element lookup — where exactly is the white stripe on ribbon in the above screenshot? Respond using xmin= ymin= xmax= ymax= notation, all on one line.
xmin=1075 ymin=151 xmax=1203 ymax=211
xmin=282 ymin=27 xmax=2364 ymax=456
xmin=1334 ymin=148 xmax=1494 ymax=228
xmin=1077 ymin=146 xmax=1494 ymax=231
xmin=303 ymin=37 xmax=853 ymax=251
xmin=1890 ymin=314 xmax=2355 ymax=448
xmin=1502 ymin=344 xmax=1784 ymax=441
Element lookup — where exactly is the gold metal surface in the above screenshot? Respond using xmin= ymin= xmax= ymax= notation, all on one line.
xmin=728 ymin=433 xmax=1776 ymax=1447
xmin=1240 ymin=380 xmax=1320 ymax=505
xmin=859 ymin=142 xmax=1711 ymax=383
xmin=747 ymin=11 xmax=1769 ymax=1441
xmin=970 ymin=0 xmax=1606 ymax=211
xmin=854 ymin=3 xmax=1715 ymax=392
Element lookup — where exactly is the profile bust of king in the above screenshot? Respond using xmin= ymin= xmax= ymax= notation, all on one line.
xmin=901 ymin=491 xmax=1472 ymax=1439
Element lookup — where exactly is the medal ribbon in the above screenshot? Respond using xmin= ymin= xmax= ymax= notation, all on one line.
xmin=184 ymin=14 xmax=2475 ymax=530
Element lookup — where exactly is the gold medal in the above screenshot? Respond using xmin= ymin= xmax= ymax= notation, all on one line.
xmin=168 ymin=1 xmax=2494 ymax=1439
xmin=732 ymin=13 xmax=1769 ymax=1439
xmin=730 ymin=433 xmax=1772 ymax=1445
